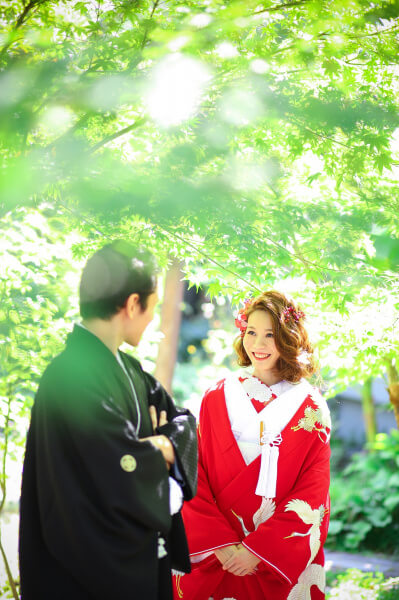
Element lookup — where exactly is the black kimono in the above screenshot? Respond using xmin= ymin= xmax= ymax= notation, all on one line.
xmin=19 ymin=324 xmax=197 ymax=600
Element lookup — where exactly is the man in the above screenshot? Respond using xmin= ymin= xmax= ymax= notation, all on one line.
xmin=19 ymin=241 xmax=198 ymax=600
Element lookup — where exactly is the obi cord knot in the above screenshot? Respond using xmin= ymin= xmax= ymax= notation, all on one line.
xmin=260 ymin=431 xmax=282 ymax=447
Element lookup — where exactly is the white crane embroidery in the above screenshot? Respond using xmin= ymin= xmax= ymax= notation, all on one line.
xmin=284 ymin=500 xmax=327 ymax=567
xmin=231 ymin=510 xmax=250 ymax=537
xmin=253 ymin=497 xmax=276 ymax=530
xmin=287 ymin=564 xmax=325 ymax=600
xmin=231 ymin=497 xmax=276 ymax=536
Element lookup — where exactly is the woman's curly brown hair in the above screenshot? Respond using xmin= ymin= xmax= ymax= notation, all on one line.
xmin=233 ymin=290 xmax=318 ymax=383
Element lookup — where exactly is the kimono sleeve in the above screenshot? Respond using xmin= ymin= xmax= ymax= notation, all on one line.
xmin=142 ymin=370 xmax=198 ymax=501
xmin=181 ymin=394 xmax=241 ymax=556
xmin=243 ymin=435 xmax=330 ymax=586
xmin=36 ymin=361 xmax=172 ymax=543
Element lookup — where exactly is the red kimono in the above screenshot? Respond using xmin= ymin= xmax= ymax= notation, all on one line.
xmin=173 ymin=374 xmax=331 ymax=600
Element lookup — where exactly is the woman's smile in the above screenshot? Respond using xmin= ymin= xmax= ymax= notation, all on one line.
xmin=252 ymin=352 xmax=271 ymax=360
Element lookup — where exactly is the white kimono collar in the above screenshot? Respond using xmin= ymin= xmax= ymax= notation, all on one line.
xmin=224 ymin=374 xmax=315 ymax=498
xmin=224 ymin=374 xmax=313 ymax=438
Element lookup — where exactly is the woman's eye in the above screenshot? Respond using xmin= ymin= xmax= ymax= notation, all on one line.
xmin=266 ymin=333 xmax=274 ymax=338
xmin=247 ymin=330 xmax=256 ymax=336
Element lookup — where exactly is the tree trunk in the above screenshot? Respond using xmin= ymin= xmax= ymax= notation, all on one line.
xmin=154 ymin=259 xmax=184 ymax=394
xmin=386 ymin=359 xmax=399 ymax=430
xmin=361 ymin=378 xmax=377 ymax=448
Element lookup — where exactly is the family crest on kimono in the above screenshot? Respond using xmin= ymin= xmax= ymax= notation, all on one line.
xmin=173 ymin=290 xmax=331 ymax=600
xmin=19 ymin=241 xmax=198 ymax=600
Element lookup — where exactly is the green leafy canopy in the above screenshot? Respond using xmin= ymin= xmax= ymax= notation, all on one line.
xmin=1 ymin=0 xmax=399 ymax=390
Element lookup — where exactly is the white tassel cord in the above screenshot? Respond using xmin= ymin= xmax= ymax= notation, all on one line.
xmin=255 ymin=430 xmax=282 ymax=498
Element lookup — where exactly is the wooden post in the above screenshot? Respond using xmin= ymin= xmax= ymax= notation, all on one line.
xmin=362 ymin=378 xmax=377 ymax=448
xmin=386 ymin=359 xmax=399 ymax=430
xmin=154 ymin=259 xmax=184 ymax=394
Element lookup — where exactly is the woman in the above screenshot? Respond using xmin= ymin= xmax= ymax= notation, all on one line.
xmin=173 ymin=291 xmax=331 ymax=600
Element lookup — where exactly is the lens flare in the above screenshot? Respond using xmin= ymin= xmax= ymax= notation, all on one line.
xmin=146 ymin=53 xmax=211 ymax=127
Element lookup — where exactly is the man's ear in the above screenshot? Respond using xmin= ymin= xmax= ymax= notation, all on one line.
xmin=125 ymin=293 xmax=141 ymax=318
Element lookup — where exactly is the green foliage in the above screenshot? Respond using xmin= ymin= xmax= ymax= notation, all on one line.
xmin=378 ymin=586 xmax=399 ymax=600
xmin=0 ymin=207 xmax=81 ymax=597
xmin=328 ymin=431 xmax=399 ymax=553
xmin=0 ymin=0 xmax=398 ymax=398
xmin=0 ymin=579 xmax=20 ymax=599
xmin=327 ymin=569 xmax=399 ymax=600
xmin=0 ymin=207 xmax=79 ymax=509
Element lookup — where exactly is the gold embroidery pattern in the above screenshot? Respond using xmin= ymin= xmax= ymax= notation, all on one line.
xmin=291 ymin=405 xmax=329 ymax=442
xmin=175 ymin=574 xmax=184 ymax=599
xmin=284 ymin=500 xmax=328 ymax=567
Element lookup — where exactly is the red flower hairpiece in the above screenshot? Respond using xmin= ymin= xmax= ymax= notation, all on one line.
xmin=234 ymin=298 xmax=252 ymax=337
xmin=282 ymin=306 xmax=305 ymax=323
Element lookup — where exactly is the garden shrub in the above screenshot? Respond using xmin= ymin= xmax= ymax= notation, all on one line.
xmin=327 ymin=570 xmax=399 ymax=600
xmin=328 ymin=430 xmax=399 ymax=553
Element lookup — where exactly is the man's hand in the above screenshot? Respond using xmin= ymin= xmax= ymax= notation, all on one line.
xmin=140 ymin=406 xmax=175 ymax=467
xmin=149 ymin=405 xmax=168 ymax=432
xmin=141 ymin=434 xmax=175 ymax=466
xmin=214 ymin=545 xmax=240 ymax=565
xmin=222 ymin=544 xmax=260 ymax=576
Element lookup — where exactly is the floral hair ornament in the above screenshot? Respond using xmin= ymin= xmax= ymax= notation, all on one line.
xmin=234 ymin=298 xmax=252 ymax=337
xmin=282 ymin=306 xmax=305 ymax=323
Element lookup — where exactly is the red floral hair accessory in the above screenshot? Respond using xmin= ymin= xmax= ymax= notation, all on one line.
xmin=282 ymin=306 xmax=305 ymax=323
xmin=234 ymin=298 xmax=252 ymax=337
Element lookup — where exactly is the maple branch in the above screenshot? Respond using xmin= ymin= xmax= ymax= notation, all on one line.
xmin=301 ymin=125 xmax=351 ymax=149
xmin=0 ymin=0 xmax=48 ymax=61
xmin=156 ymin=226 xmax=264 ymax=293
xmin=289 ymin=117 xmax=352 ymax=149
xmin=89 ymin=118 xmax=146 ymax=153
xmin=59 ymin=204 xmax=108 ymax=238
xmin=0 ymin=540 xmax=18 ymax=600
xmin=258 ymin=229 xmax=347 ymax=274
xmin=348 ymin=24 xmax=399 ymax=40
xmin=15 ymin=0 xmax=47 ymax=29
xmin=140 ymin=0 xmax=161 ymax=50
xmin=124 ymin=0 xmax=161 ymax=71
xmin=0 ymin=401 xmax=11 ymax=514
xmin=254 ymin=0 xmax=310 ymax=15
xmin=0 ymin=394 xmax=18 ymax=600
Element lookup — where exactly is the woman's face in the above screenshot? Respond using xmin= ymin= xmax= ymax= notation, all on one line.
xmin=243 ymin=309 xmax=280 ymax=383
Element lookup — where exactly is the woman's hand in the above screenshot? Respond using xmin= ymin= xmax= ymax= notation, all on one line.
xmin=214 ymin=545 xmax=240 ymax=565
xmin=222 ymin=544 xmax=260 ymax=576
xmin=140 ymin=407 xmax=175 ymax=467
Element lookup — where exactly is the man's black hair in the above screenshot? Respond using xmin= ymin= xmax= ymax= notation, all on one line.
xmin=79 ymin=241 xmax=158 ymax=320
